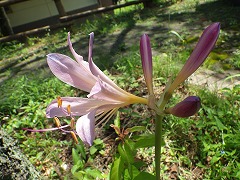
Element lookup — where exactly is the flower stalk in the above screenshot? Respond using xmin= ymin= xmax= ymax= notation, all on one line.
xmin=155 ymin=113 xmax=163 ymax=180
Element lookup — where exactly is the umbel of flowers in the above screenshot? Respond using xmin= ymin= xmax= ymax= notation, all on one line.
xmin=24 ymin=22 xmax=220 ymax=179
xmin=43 ymin=23 xmax=219 ymax=146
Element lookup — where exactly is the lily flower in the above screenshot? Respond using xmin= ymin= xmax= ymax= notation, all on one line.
xmin=46 ymin=32 xmax=148 ymax=146
xmin=165 ymin=96 xmax=201 ymax=117
xmin=167 ymin=23 xmax=220 ymax=95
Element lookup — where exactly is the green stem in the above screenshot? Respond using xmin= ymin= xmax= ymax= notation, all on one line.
xmin=155 ymin=114 xmax=163 ymax=180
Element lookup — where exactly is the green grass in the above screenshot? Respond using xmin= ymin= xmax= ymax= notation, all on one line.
xmin=1 ymin=0 xmax=240 ymax=179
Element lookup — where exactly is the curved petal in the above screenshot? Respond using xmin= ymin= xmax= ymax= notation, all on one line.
xmin=87 ymin=33 xmax=123 ymax=90
xmin=88 ymin=78 xmax=148 ymax=105
xmin=67 ymin=32 xmax=85 ymax=65
xmin=46 ymin=97 xmax=112 ymax=118
xmin=86 ymin=32 xmax=145 ymax=102
xmin=88 ymin=32 xmax=94 ymax=63
xmin=68 ymin=32 xmax=93 ymax=75
xmin=140 ymin=34 xmax=153 ymax=95
xmin=76 ymin=109 xmax=97 ymax=146
xmin=47 ymin=53 xmax=97 ymax=92
xmin=88 ymin=78 xmax=129 ymax=102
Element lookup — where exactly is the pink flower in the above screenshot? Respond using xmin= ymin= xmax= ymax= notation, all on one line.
xmin=46 ymin=32 xmax=147 ymax=146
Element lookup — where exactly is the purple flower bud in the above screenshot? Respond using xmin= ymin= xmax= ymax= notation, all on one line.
xmin=168 ymin=23 xmax=220 ymax=94
xmin=140 ymin=34 xmax=153 ymax=95
xmin=165 ymin=96 xmax=201 ymax=117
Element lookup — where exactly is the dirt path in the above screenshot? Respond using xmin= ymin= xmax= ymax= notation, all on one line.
xmin=189 ymin=68 xmax=239 ymax=91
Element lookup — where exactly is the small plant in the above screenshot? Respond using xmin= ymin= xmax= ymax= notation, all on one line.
xmin=70 ymin=140 xmax=105 ymax=179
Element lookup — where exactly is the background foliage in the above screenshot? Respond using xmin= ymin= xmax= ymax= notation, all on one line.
xmin=0 ymin=0 xmax=239 ymax=179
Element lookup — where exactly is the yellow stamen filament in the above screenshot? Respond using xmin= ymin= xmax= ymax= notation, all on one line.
xmin=96 ymin=108 xmax=118 ymax=128
xmin=70 ymin=118 xmax=75 ymax=129
xmin=57 ymin=97 xmax=62 ymax=108
xmin=54 ymin=117 xmax=61 ymax=128
xmin=70 ymin=131 xmax=78 ymax=144
xmin=96 ymin=110 xmax=109 ymax=121
xmin=67 ymin=105 xmax=71 ymax=115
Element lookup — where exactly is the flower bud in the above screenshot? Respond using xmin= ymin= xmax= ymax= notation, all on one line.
xmin=140 ymin=34 xmax=153 ymax=96
xmin=167 ymin=23 xmax=220 ymax=95
xmin=165 ymin=96 xmax=201 ymax=117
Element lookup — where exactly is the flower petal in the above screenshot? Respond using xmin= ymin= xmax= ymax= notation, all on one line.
xmin=88 ymin=78 xmax=148 ymax=105
xmin=67 ymin=32 xmax=92 ymax=74
xmin=67 ymin=32 xmax=85 ymax=65
xmin=169 ymin=23 xmax=220 ymax=92
xmin=46 ymin=97 xmax=112 ymax=118
xmin=140 ymin=34 xmax=153 ymax=95
xmin=87 ymin=33 xmax=124 ymax=90
xmin=88 ymin=78 xmax=129 ymax=102
xmin=86 ymin=32 xmax=146 ymax=103
xmin=88 ymin=32 xmax=94 ymax=63
xmin=165 ymin=96 xmax=201 ymax=117
xmin=76 ymin=109 xmax=97 ymax=146
xmin=47 ymin=53 xmax=97 ymax=92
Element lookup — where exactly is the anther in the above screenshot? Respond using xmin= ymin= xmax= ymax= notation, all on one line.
xmin=67 ymin=105 xmax=71 ymax=115
xmin=57 ymin=97 xmax=62 ymax=108
xmin=70 ymin=131 xmax=78 ymax=144
xmin=54 ymin=116 xmax=61 ymax=128
xmin=70 ymin=118 xmax=75 ymax=129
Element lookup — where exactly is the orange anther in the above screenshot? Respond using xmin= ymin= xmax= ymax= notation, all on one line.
xmin=70 ymin=131 xmax=79 ymax=144
xmin=67 ymin=105 xmax=71 ymax=114
xmin=57 ymin=97 xmax=62 ymax=108
xmin=54 ymin=117 xmax=61 ymax=128
xmin=70 ymin=118 xmax=75 ymax=129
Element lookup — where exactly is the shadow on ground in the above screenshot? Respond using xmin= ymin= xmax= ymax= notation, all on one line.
xmin=0 ymin=0 xmax=239 ymax=85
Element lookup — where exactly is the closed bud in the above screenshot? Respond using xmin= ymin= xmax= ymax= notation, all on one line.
xmin=165 ymin=96 xmax=201 ymax=117
xmin=140 ymin=34 xmax=154 ymax=96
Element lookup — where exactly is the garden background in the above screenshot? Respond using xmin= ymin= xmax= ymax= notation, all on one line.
xmin=0 ymin=0 xmax=240 ymax=179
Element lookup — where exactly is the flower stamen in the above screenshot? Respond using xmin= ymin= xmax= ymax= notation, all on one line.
xmin=70 ymin=117 xmax=75 ymax=129
xmin=67 ymin=104 xmax=71 ymax=115
xmin=54 ymin=116 xmax=61 ymax=128
xmin=57 ymin=96 xmax=62 ymax=108
xmin=70 ymin=131 xmax=79 ymax=144
xmin=96 ymin=108 xmax=118 ymax=128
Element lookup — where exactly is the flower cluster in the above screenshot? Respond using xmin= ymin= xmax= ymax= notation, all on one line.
xmin=29 ymin=23 xmax=220 ymax=146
